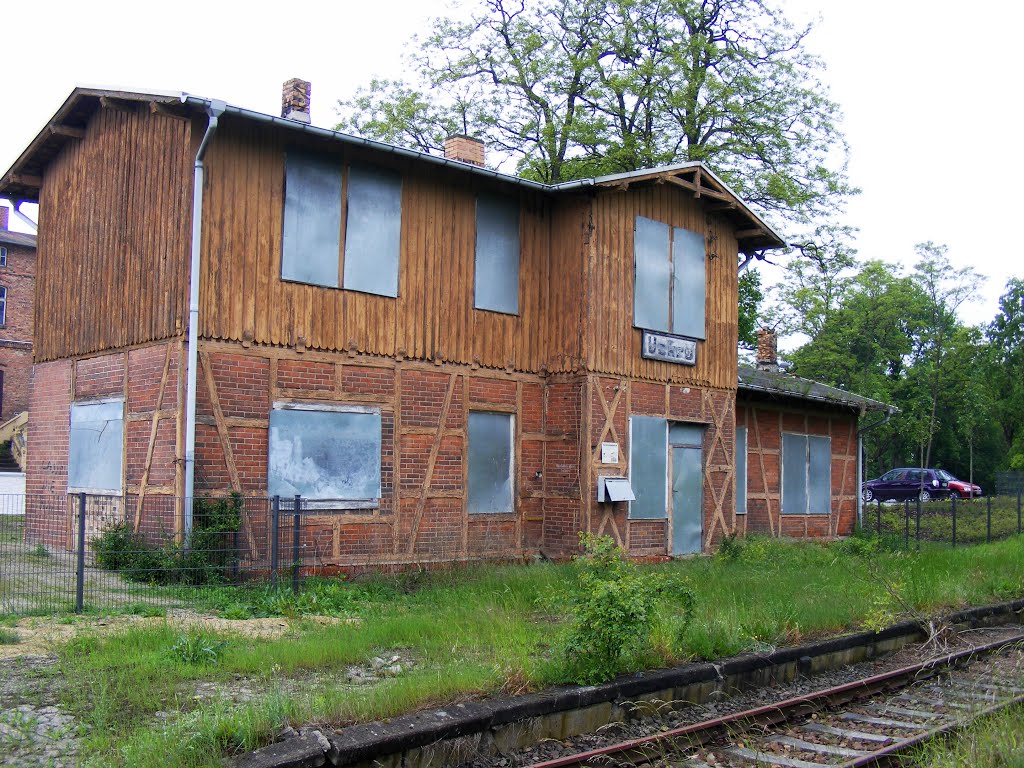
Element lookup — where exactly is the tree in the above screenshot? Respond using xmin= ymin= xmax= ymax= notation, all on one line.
xmin=737 ymin=268 xmax=763 ymax=349
xmin=336 ymin=0 xmax=854 ymax=224
xmin=986 ymin=277 xmax=1024 ymax=469
xmin=910 ymin=243 xmax=983 ymax=474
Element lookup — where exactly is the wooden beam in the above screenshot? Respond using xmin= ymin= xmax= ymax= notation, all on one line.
xmin=99 ymin=96 xmax=138 ymax=112
xmin=149 ymin=101 xmax=191 ymax=120
xmin=9 ymin=174 xmax=41 ymax=188
xmin=49 ymin=124 xmax=86 ymax=139
xmin=664 ymin=174 xmax=733 ymax=203
xmin=706 ymin=203 xmax=737 ymax=212
xmin=735 ymin=228 xmax=767 ymax=239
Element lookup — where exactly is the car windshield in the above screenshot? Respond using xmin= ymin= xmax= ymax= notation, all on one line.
xmin=937 ymin=470 xmax=956 ymax=481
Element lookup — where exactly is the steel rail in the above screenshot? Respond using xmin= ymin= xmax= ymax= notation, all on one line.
xmin=527 ymin=633 xmax=1024 ymax=768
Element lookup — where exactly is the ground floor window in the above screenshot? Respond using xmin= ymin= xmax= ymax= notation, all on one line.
xmin=782 ymin=433 xmax=831 ymax=514
xmin=468 ymin=411 xmax=514 ymax=513
xmin=268 ymin=403 xmax=381 ymax=506
xmin=736 ymin=425 xmax=747 ymax=514
xmin=69 ymin=399 xmax=124 ymax=493
xmin=629 ymin=415 xmax=668 ymax=519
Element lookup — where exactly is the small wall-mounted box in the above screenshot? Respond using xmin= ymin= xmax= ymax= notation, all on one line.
xmin=597 ymin=475 xmax=636 ymax=503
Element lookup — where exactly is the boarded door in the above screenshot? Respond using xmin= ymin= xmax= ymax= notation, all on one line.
xmin=669 ymin=424 xmax=703 ymax=555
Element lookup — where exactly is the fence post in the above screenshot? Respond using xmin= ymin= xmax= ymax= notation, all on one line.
xmin=916 ymin=496 xmax=921 ymax=551
xmin=1018 ymin=490 xmax=1021 ymax=536
xmin=876 ymin=499 xmax=882 ymax=538
xmin=292 ymin=494 xmax=301 ymax=593
xmin=952 ymin=494 xmax=957 ymax=548
xmin=903 ymin=500 xmax=909 ymax=549
xmin=75 ymin=492 xmax=86 ymax=613
xmin=270 ymin=496 xmax=280 ymax=586
xmin=987 ymin=496 xmax=992 ymax=543
xmin=232 ymin=527 xmax=240 ymax=584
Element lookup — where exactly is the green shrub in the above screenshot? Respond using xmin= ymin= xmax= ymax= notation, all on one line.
xmin=562 ymin=534 xmax=694 ymax=685
xmin=91 ymin=495 xmax=243 ymax=585
xmin=170 ymin=632 xmax=227 ymax=665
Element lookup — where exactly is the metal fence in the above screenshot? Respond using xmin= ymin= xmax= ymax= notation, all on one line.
xmin=864 ymin=493 xmax=1024 ymax=549
xmin=996 ymin=472 xmax=1024 ymax=496
xmin=0 ymin=494 xmax=330 ymax=616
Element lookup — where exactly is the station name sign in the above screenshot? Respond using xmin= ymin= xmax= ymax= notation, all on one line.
xmin=641 ymin=330 xmax=697 ymax=366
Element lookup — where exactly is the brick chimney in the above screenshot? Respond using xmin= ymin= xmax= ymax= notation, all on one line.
xmin=282 ymin=78 xmax=311 ymax=123
xmin=756 ymin=328 xmax=779 ymax=373
xmin=0 ymin=206 xmax=7 ymax=231
xmin=444 ymin=134 xmax=485 ymax=167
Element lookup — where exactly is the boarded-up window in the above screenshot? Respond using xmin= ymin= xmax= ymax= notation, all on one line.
xmin=474 ymin=194 xmax=520 ymax=314
xmin=781 ymin=433 xmax=831 ymax=514
xmin=468 ymin=412 xmax=514 ymax=513
xmin=629 ymin=416 xmax=668 ymax=519
xmin=269 ymin=405 xmax=381 ymax=503
xmin=633 ymin=216 xmax=706 ymax=339
xmin=281 ymin=150 xmax=343 ymax=288
xmin=281 ymin=152 xmax=403 ymax=297
xmin=69 ymin=400 xmax=124 ymax=493
xmin=344 ymin=164 xmax=403 ymax=297
xmin=735 ymin=425 xmax=747 ymax=515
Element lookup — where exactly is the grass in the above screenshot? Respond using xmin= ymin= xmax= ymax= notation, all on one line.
xmin=902 ymin=703 xmax=1024 ymax=766
xmin=867 ymin=495 xmax=1022 ymax=546
xmin=41 ymin=534 xmax=1024 ymax=768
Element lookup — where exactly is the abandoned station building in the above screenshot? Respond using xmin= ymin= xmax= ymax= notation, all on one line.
xmin=0 ymin=82 xmax=891 ymax=566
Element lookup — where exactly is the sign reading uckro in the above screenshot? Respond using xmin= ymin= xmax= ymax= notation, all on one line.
xmin=641 ymin=330 xmax=697 ymax=366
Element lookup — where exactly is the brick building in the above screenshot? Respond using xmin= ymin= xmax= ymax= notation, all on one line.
xmin=0 ymin=206 xmax=35 ymax=419
xmin=0 ymin=84 xmax=889 ymax=564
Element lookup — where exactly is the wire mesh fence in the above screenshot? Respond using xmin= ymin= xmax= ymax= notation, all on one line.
xmin=0 ymin=494 xmax=343 ymax=616
xmin=863 ymin=493 xmax=1024 ymax=548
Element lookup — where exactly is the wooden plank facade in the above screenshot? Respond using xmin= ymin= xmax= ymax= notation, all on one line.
xmin=4 ymin=87 xmax=895 ymax=566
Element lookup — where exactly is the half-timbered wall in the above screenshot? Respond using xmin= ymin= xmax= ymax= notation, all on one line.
xmin=586 ymin=187 xmax=740 ymax=389
xmin=737 ymin=396 xmax=859 ymax=539
xmin=34 ymin=107 xmax=194 ymax=362
xmin=582 ymin=376 xmax=735 ymax=556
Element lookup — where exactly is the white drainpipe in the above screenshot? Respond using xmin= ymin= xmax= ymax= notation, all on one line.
xmin=183 ymin=100 xmax=226 ymax=537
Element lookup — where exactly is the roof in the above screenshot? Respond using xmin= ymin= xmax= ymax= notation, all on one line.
xmin=0 ymin=87 xmax=785 ymax=253
xmin=0 ymin=230 xmax=36 ymax=249
xmin=737 ymin=364 xmax=896 ymax=414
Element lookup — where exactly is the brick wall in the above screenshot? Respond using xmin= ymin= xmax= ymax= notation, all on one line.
xmin=24 ymin=360 xmax=71 ymax=546
xmin=737 ymin=395 xmax=860 ymax=539
xmin=0 ymin=238 xmax=35 ymax=417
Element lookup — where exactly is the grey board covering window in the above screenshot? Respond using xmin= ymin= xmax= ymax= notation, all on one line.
xmin=282 ymin=149 xmax=343 ymax=288
xmin=781 ymin=433 xmax=831 ymax=514
xmin=268 ymin=406 xmax=381 ymax=502
xmin=69 ymin=399 xmax=124 ymax=493
xmin=344 ymin=163 xmax=402 ymax=297
xmin=736 ymin=425 xmax=748 ymax=515
xmin=281 ymin=150 xmax=402 ymax=297
xmin=474 ymin=193 xmax=520 ymax=314
xmin=468 ymin=412 xmax=514 ymax=513
xmin=633 ymin=216 xmax=706 ymax=339
xmin=629 ymin=415 xmax=668 ymax=519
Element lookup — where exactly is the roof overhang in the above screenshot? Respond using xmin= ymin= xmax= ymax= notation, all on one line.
xmin=2 ymin=86 xmax=783 ymax=255
xmin=737 ymin=365 xmax=897 ymax=415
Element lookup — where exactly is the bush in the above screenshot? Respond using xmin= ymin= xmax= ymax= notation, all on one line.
xmin=562 ymin=534 xmax=694 ymax=685
xmin=92 ymin=495 xmax=243 ymax=585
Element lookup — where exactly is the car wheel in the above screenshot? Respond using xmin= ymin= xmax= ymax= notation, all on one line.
xmin=862 ymin=487 xmax=874 ymax=503
xmin=948 ymin=491 xmax=959 ymax=500
xmin=919 ymin=489 xmax=931 ymax=503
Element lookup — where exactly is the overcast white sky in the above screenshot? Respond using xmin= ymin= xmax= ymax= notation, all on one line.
xmin=1 ymin=0 xmax=1020 ymax=328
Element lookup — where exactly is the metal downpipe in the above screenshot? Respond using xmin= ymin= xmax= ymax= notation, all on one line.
xmin=184 ymin=100 xmax=226 ymax=538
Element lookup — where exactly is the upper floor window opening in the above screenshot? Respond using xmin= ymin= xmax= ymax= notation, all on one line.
xmin=633 ymin=216 xmax=706 ymax=339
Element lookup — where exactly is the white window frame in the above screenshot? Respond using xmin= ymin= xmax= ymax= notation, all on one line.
xmin=467 ymin=410 xmax=515 ymax=514
xmin=268 ymin=401 xmax=383 ymax=511
xmin=0 ymin=246 xmax=7 ymax=266
xmin=68 ymin=397 xmax=125 ymax=495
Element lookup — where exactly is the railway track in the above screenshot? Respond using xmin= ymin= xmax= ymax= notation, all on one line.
xmin=527 ymin=633 xmax=1024 ymax=768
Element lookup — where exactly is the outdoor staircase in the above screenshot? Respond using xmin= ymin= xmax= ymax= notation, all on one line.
xmin=0 ymin=442 xmax=20 ymax=473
